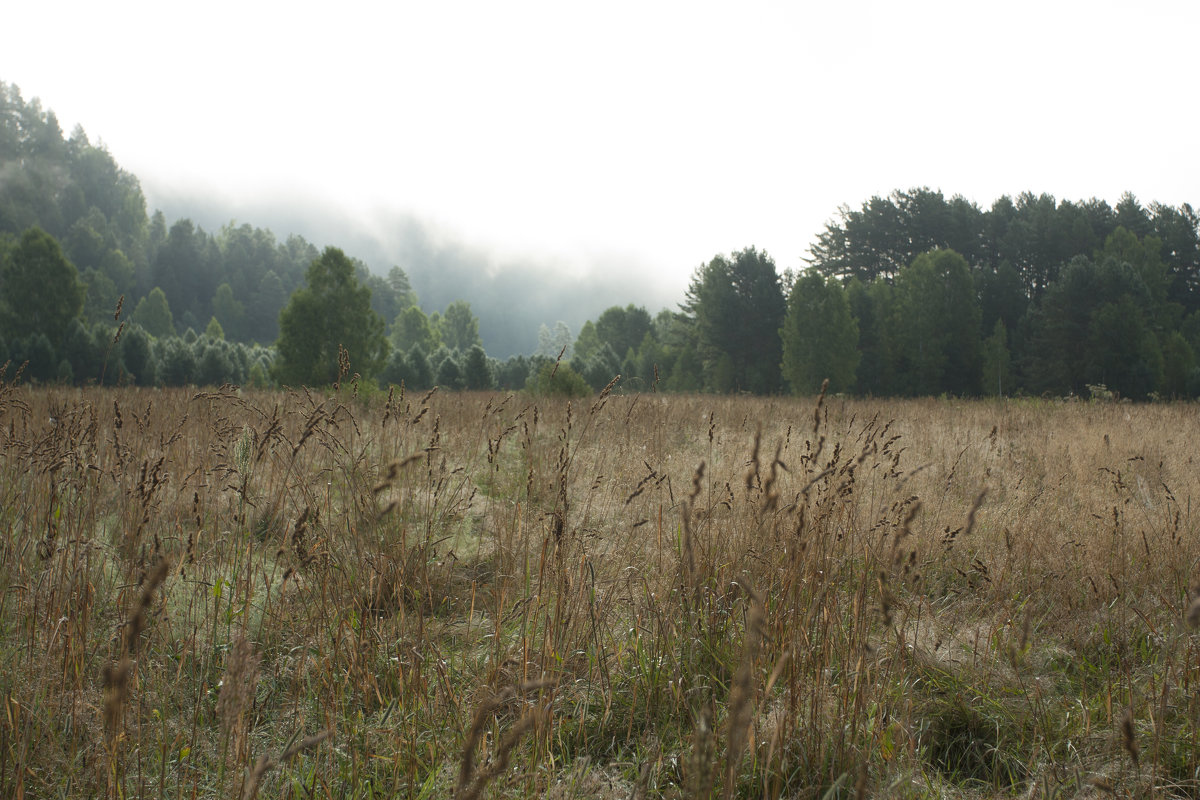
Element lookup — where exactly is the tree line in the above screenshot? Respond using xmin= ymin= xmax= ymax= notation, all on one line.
xmin=4 ymin=79 xmax=1200 ymax=398
xmin=560 ymin=186 xmax=1200 ymax=402
xmin=794 ymin=188 xmax=1200 ymax=399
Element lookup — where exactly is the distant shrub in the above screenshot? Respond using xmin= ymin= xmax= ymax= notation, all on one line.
xmin=526 ymin=361 xmax=592 ymax=398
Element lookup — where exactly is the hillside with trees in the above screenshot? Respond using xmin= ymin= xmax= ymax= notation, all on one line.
xmin=3 ymin=80 xmax=1200 ymax=399
xmin=0 ymin=81 xmax=501 ymax=389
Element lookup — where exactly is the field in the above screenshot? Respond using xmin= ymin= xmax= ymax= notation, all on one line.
xmin=1 ymin=378 xmax=1199 ymax=799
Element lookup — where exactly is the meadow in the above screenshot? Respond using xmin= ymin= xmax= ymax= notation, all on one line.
xmin=1 ymin=374 xmax=1198 ymax=799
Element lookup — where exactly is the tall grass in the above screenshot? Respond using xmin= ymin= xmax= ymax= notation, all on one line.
xmin=1 ymin=373 xmax=1198 ymax=798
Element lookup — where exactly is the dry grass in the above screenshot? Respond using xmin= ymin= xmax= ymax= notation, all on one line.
xmin=1 ymin=375 xmax=1199 ymax=798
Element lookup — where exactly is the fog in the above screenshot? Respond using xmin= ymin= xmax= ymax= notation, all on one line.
xmin=145 ymin=184 xmax=686 ymax=358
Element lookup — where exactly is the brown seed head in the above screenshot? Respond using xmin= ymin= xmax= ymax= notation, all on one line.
xmin=1120 ymin=707 xmax=1139 ymax=769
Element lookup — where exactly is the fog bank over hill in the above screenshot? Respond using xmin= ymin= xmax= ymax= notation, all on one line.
xmin=144 ymin=183 xmax=685 ymax=359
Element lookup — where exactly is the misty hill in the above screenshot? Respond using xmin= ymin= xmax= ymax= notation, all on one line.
xmin=0 ymin=78 xmax=678 ymax=359
xmin=142 ymin=184 xmax=680 ymax=358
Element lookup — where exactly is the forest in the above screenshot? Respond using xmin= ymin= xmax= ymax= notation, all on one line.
xmin=3 ymin=78 xmax=1199 ymax=399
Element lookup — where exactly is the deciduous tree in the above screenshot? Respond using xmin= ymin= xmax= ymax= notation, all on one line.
xmin=390 ymin=305 xmax=441 ymax=354
xmin=0 ymin=227 xmax=86 ymax=349
xmin=892 ymin=249 xmax=981 ymax=396
xmin=273 ymin=247 xmax=388 ymax=385
xmin=685 ymin=247 xmax=786 ymax=394
xmin=537 ymin=321 xmax=573 ymax=359
xmin=780 ymin=272 xmax=859 ymax=394
xmin=439 ymin=300 xmax=483 ymax=351
xmin=132 ymin=287 xmax=176 ymax=338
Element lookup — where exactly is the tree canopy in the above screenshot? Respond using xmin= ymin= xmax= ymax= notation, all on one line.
xmin=780 ymin=273 xmax=859 ymax=394
xmin=273 ymin=247 xmax=388 ymax=385
xmin=0 ymin=226 xmax=85 ymax=348
xmin=891 ymin=249 xmax=981 ymax=396
xmin=685 ymin=247 xmax=786 ymax=394
xmin=439 ymin=300 xmax=483 ymax=351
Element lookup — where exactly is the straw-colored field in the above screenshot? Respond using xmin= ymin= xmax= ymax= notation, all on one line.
xmin=1 ymin=381 xmax=1197 ymax=799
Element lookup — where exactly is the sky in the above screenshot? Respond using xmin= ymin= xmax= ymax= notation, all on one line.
xmin=4 ymin=0 xmax=1200 ymax=307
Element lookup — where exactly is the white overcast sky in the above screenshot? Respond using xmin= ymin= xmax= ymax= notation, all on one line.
xmin=4 ymin=0 xmax=1199 ymax=295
